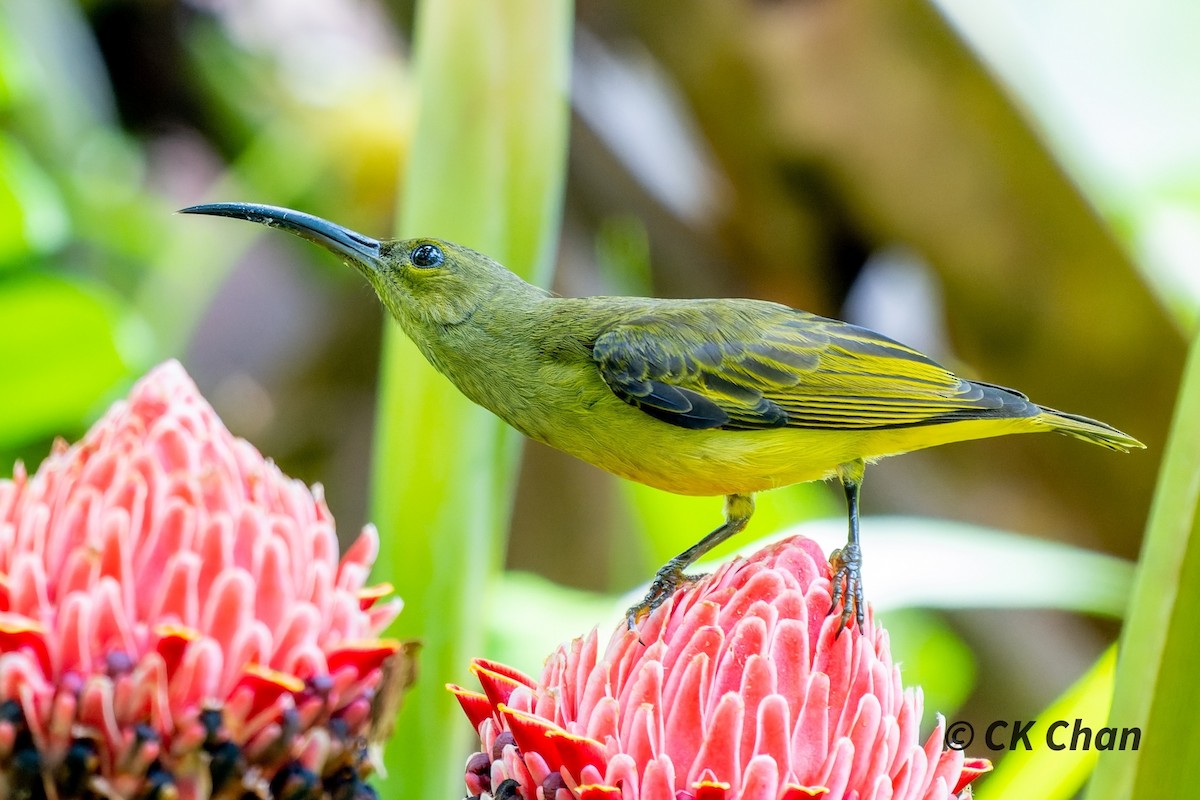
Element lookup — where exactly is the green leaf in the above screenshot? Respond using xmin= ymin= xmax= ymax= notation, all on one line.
xmin=0 ymin=133 xmax=68 ymax=265
xmin=1088 ymin=329 xmax=1200 ymax=797
xmin=0 ymin=274 xmax=145 ymax=449
xmin=0 ymin=19 xmax=27 ymax=111
xmin=368 ymin=2 xmax=572 ymax=798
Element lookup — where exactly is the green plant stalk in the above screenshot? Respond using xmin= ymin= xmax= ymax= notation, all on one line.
xmin=977 ymin=646 xmax=1115 ymax=800
xmin=369 ymin=1 xmax=571 ymax=797
xmin=1087 ymin=329 xmax=1200 ymax=797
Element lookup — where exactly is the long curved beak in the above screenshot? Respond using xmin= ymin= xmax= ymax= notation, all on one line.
xmin=179 ymin=202 xmax=382 ymax=275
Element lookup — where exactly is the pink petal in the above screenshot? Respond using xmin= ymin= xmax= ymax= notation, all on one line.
xmin=688 ymin=692 xmax=744 ymax=788
xmin=640 ymin=755 xmax=676 ymax=800
xmin=663 ymin=652 xmax=710 ymax=777
xmin=618 ymin=660 xmax=664 ymax=747
xmin=736 ymin=653 xmax=775 ymax=766
xmin=738 ymin=754 xmax=780 ymax=800
xmin=846 ymin=694 xmax=884 ymax=790
xmin=752 ymin=693 xmax=791 ymax=775
xmin=954 ymin=759 xmax=993 ymax=794
xmin=792 ymin=672 xmax=831 ymax=780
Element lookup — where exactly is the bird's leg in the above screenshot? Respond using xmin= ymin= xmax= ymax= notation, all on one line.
xmin=626 ymin=493 xmax=755 ymax=628
xmin=829 ymin=459 xmax=866 ymax=633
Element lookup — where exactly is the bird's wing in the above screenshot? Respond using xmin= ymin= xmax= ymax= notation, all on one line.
xmin=590 ymin=303 xmax=1025 ymax=431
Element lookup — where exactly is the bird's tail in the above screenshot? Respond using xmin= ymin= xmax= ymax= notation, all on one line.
xmin=1037 ymin=406 xmax=1145 ymax=452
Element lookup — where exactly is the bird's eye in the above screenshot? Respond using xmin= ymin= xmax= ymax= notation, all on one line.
xmin=410 ymin=243 xmax=444 ymax=269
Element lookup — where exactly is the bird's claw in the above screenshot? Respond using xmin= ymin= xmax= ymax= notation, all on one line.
xmin=828 ymin=543 xmax=865 ymax=635
xmin=626 ymin=566 xmax=699 ymax=630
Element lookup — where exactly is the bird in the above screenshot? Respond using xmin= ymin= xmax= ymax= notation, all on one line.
xmin=180 ymin=202 xmax=1144 ymax=632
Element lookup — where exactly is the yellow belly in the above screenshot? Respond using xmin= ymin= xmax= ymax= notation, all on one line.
xmin=534 ymin=395 xmax=1038 ymax=497
xmin=456 ymin=355 xmax=1046 ymax=498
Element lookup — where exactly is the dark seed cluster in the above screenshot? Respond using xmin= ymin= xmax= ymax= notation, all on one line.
xmin=464 ymin=732 xmax=555 ymax=800
xmin=0 ymin=700 xmax=380 ymax=800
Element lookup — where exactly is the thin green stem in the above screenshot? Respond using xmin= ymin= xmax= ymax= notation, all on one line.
xmin=368 ymin=2 xmax=571 ymax=797
xmin=1087 ymin=329 xmax=1200 ymax=797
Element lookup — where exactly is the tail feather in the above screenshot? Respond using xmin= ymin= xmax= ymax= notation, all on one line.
xmin=1038 ymin=406 xmax=1145 ymax=452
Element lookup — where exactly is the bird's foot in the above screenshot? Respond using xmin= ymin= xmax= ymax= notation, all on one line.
xmin=828 ymin=542 xmax=865 ymax=635
xmin=626 ymin=566 xmax=700 ymax=629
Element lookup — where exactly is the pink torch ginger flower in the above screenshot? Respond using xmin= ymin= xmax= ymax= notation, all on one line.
xmin=0 ymin=361 xmax=403 ymax=799
xmin=452 ymin=537 xmax=990 ymax=800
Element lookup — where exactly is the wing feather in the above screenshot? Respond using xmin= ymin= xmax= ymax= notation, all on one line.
xmin=591 ymin=302 xmax=1031 ymax=431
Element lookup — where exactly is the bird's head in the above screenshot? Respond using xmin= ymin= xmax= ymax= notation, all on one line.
xmin=180 ymin=202 xmax=530 ymax=329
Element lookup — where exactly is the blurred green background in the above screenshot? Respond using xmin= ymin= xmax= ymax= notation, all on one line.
xmin=2 ymin=0 xmax=1197 ymax=798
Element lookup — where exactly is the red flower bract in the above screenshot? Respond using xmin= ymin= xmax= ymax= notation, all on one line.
xmin=0 ymin=361 xmax=402 ymax=799
xmin=452 ymin=537 xmax=990 ymax=800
